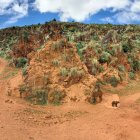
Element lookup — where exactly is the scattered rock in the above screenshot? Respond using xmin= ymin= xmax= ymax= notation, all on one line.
xmin=28 ymin=116 xmax=34 ymax=120
xmin=29 ymin=136 xmax=34 ymax=140
xmin=44 ymin=115 xmax=52 ymax=119
xmin=5 ymin=99 xmax=13 ymax=104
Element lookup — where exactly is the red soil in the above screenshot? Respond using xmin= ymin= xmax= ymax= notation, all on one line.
xmin=0 ymin=58 xmax=140 ymax=140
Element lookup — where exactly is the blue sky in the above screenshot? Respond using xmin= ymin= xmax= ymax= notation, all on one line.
xmin=0 ymin=0 xmax=140 ymax=29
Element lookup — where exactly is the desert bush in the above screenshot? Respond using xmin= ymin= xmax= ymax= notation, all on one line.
xmin=99 ymin=51 xmax=111 ymax=64
xmin=14 ymin=57 xmax=28 ymax=68
xmin=91 ymin=58 xmax=99 ymax=67
xmin=76 ymin=42 xmax=85 ymax=60
xmin=122 ymin=44 xmax=131 ymax=53
xmin=52 ymin=59 xmax=60 ymax=67
xmin=49 ymin=90 xmax=66 ymax=105
xmin=108 ymin=76 xmax=119 ymax=87
xmin=129 ymin=72 xmax=135 ymax=80
xmin=0 ymin=51 xmax=6 ymax=58
xmin=23 ymin=31 xmax=29 ymax=43
xmin=91 ymin=67 xmax=97 ymax=75
xmin=98 ymin=65 xmax=105 ymax=73
xmin=60 ymin=67 xmax=69 ymax=77
xmin=19 ymin=84 xmax=29 ymax=98
xmin=91 ymin=58 xmax=99 ymax=75
xmin=52 ymin=40 xmax=65 ymax=51
xmin=111 ymin=44 xmax=122 ymax=56
xmin=118 ymin=72 xmax=126 ymax=82
xmin=59 ymin=39 xmax=65 ymax=47
xmin=35 ymin=89 xmax=48 ymax=105
xmin=62 ymin=53 xmax=70 ymax=61
xmin=69 ymin=67 xmax=85 ymax=78
xmin=77 ymin=69 xmax=85 ymax=77
xmin=128 ymin=56 xmax=140 ymax=71
xmin=22 ymin=64 xmax=28 ymax=76
xmin=132 ymin=60 xmax=140 ymax=71
xmin=27 ymin=89 xmax=48 ymax=105
xmin=37 ymin=44 xmax=45 ymax=51
xmin=19 ymin=84 xmax=28 ymax=94
xmin=76 ymin=42 xmax=84 ymax=49
xmin=69 ymin=67 xmax=79 ymax=77
xmin=118 ymin=65 xmax=125 ymax=72
xmin=92 ymin=35 xmax=99 ymax=41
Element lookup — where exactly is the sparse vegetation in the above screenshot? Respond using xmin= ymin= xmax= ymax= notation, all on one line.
xmin=14 ymin=57 xmax=28 ymax=68
xmin=99 ymin=51 xmax=111 ymax=64
xmin=60 ymin=67 xmax=69 ymax=77
xmin=129 ymin=72 xmax=135 ymax=80
xmin=69 ymin=67 xmax=84 ymax=78
xmin=51 ymin=40 xmax=65 ymax=51
xmin=1 ymin=22 xmax=140 ymax=105
xmin=49 ymin=89 xmax=66 ymax=105
xmin=26 ymin=89 xmax=48 ymax=105
xmin=52 ymin=59 xmax=60 ymax=67
xmin=108 ymin=76 xmax=119 ymax=87
xmin=22 ymin=64 xmax=28 ymax=76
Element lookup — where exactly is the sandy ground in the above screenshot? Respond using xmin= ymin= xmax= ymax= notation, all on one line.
xmin=0 ymin=58 xmax=140 ymax=140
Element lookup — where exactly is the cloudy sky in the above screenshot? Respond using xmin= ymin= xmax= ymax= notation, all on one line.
xmin=0 ymin=0 xmax=140 ymax=28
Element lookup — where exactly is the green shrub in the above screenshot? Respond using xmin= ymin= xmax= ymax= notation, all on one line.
xmin=19 ymin=84 xmax=28 ymax=94
xmin=69 ymin=67 xmax=78 ymax=77
xmin=92 ymin=35 xmax=99 ymax=41
xmin=118 ymin=65 xmax=125 ymax=72
xmin=23 ymin=31 xmax=29 ymax=43
xmin=122 ymin=44 xmax=131 ymax=53
xmin=0 ymin=51 xmax=6 ymax=58
xmin=26 ymin=89 xmax=48 ymax=105
xmin=111 ymin=44 xmax=122 ymax=56
xmin=22 ymin=64 xmax=28 ymax=76
xmin=129 ymin=72 xmax=135 ymax=80
xmin=60 ymin=67 xmax=69 ymax=77
xmin=37 ymin=45 xmax=45 ymax=51
xmin=14 ymin=57 xmax=28 ymax=68
xmin=118 ymin=72 xmax=126 ymax=82
xmin=98 ymin=65 xmax=105 ymax=73
xmin=132 ymin=60 xmax=140 ymax=71
xmin=76 ymin=42 xmax=84 ymax=60
xmin=62 ymin=53 xmax=70 ymax=61
xmin=19 ymin=84 xmax=29 ymax=98
xmin=108 ymin=76 xmax=119 ymax=87
xmin=52 ymin=40 xmax=65 ymax=51
xmin=52 ymin=43 xmax=59 ymax=50
xmin=35 ymin=89 xmax=48 ymax=105
xmin=91 ymin=58 xmax=99 ymax=67
xmin=99 ymin=51 xmax=111 ymax=64
xmin=50 ymin=90 xmax=65 ymax=105
xmin=76 ymin=42 xmax=84 ymax=49
xmin=52 ymin=59 xmax=60 ymax=67
xmin=91 ymin=67 xmax=97 ymax=75
xmin=128 ymin=56 xmax=140 ymax=71
xmin=69 ymin=67 xmax=84 ymax=78
xmin=77 ymin=69 xmax=85 ymax=77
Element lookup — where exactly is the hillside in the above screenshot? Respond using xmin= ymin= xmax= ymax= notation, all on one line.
xmin=0 ymin=22 xmax=140 ymax=140
xmin=0 ymin=22 xmax=140 ymax=104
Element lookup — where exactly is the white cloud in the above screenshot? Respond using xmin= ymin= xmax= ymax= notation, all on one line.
xmin=114 ymin=11 xmax=140 ymax=24
xmin=1 ymin=0 xmax=140 ymax=27
xmin=104 ymin=0 xmax=140 ymax=24
xmin=0 ymin=0 xmax=28 ymax=26
xmin=34 ymin=0 xmax=131 ymax=21
xmin=131 ymin=0 xmax=140 ymax=13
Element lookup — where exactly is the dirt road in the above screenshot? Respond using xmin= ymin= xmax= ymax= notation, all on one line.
xmin=0 ymin=58 xmax=140 ymax=140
